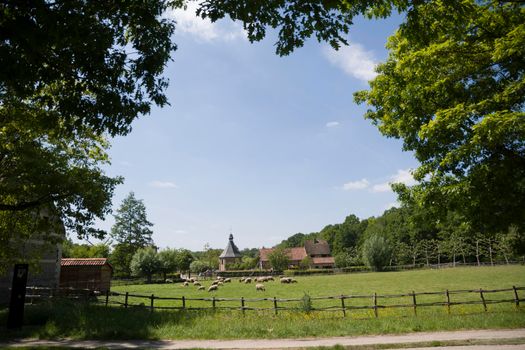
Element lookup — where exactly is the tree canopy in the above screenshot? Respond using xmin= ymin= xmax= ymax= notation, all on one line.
xmin=355 ymin=1 xmax=525 ymax=234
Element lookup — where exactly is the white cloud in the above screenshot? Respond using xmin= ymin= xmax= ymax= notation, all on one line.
xmin=384 ymin=201 xmax=400 ymax=210
xmin=322 ymin=43 xmax=378 ymax=82
xmin=165 ymin=3 xmax=245 ymax=42
xmin=149 ymin=181 xmax=178 ymax=189
xmin=326 ymin=121 xmax=340 ymax=128
xmin=371 ymin=169 xmax=417 ymax=193
xmin=371 ymin=183 xmax=392 ymax=193
xmin=342 ymin=178 xmax=370 ymax=191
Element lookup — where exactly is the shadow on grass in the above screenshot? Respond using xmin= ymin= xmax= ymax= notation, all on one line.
xmin=0 ymin=299 xmax=211 ymax=340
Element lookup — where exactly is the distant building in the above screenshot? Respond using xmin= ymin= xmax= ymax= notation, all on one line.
xmin=219 ymin=234 xmax=242 ymax=271
xmin=59 ymin=258 xmax=113 ymax=292
xmin=259 ymin=239 xmax=335 ymax=269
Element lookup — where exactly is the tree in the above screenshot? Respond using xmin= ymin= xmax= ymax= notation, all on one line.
xmin=158 ymin=248 xmax=179 ymax=281
xmin=267 ymin=247 xmax=289 ymax=271
xmin=176 ymin=249 xmax=194 ymax=274
xmin=62 ymin=240 xmax=110 ymax=258
xmin=111 ymin=192 xmax=154 ymax=247
xmin=110 ymin=243 xmax=137 ymax=278
xmin=361 ymin=234 xmax=392 ymax=271
xmin=299 ymin=256 xmax=313 ymax=270
xmin=0 ymin=1 xmax=176 ymax=258
xmin=130 ymin=247 xmax=161 ymax=283
xmin=190 ymin=260 xmax=209 ymax=274
xmin=355 ymin=1 xmax=525 ymax=235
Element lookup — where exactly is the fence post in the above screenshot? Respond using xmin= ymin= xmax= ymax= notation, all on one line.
xmin=373 ymin=293 xmax=378 ymax=318
xmin=340 ymin=295 xmax=346 ymax=318
xmin=124 ymin=292 xmax=129 ymax=308
xmin=182 ymin=296 xmax=186 ymax=309
xmin=212 ymin=296 xmax=216 ymax=309
xmin=105 ymin=290 xmax=109 ymax=307
xmin=513 ymin=286 xmax=520 ymax=308
xmin=150 ymin=294 xmax=155 ymax=311
xmin=479 ymin=289 xmax=487 ymax=312
xmin=273 ymin=297 xmax=278 ymax=315
xmin=241 ymin=297 xmax=245 ymax=315
xmin=445 ymin=289 xmax=450 ymax=314
xmin=412 ymin=291 xmax=417 ymax=316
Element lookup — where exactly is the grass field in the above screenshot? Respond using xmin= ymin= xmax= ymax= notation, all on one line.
xmin=1 ymin=265 xmax=524 ymax=340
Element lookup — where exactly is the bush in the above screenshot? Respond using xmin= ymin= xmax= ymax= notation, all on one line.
xmin=130 ymin=247 xmax=161 ymax=283
xmin=284 ymin=269 xmax=334 ymax=276
xmin=361 ymin=234 xmax=393 ymax=271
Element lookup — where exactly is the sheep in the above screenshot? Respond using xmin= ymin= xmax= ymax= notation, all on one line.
xmin=198 ymin=286 xmax=205 ymax=291
xmin=239 ymin=277 xmax=245 ymax=283
xmin=193 ymin=281 xmax=201 ymax=286
xmin=244 ymin=277 xmax=252 ymax=284
xmin=218 ymin=281 xmax=224 ymax=286
xmin=211 ymin=280 xmax=219 ymax=286
xmin=255 ymin=283 xmax=265 ymax=291
xmin=224 ymin=278 xmax=231 ymax=283
xmin=280 ymin=277 xmax=291 ymax=284
xmin=208 ymin=285 xmax=218 ymax=292
xmin=189 ymin=278 xmax=195 ymax=283
xmin=183 ymin=281 xmax=189 ymax=287
xmin=267 ymin=276 xmax=275 ymax=281
xmin=290 ymin=278 xmax=298 ymax=283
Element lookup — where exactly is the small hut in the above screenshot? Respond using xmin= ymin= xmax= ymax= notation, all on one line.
xmin=219 ymin=234 xmax=242 ymax=271
xmin=59 ymin=258 xmax=112 ymax=292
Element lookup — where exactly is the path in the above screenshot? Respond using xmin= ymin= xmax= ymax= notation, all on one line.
xmin=2 ymin=328 xmax=525 ymax=349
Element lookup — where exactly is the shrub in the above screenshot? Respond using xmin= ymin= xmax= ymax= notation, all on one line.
xmin=361 ymin=234 xmax=392 ymax=271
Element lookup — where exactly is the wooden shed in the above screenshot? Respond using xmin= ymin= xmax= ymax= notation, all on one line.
xmin=60 ymin=258 xmax=112 ymax=292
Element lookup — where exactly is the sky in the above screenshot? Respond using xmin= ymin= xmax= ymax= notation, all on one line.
xmin=93 ymin=6 xmax=419 ymax=251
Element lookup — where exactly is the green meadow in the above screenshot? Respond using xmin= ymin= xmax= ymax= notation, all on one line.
xmin=1 ymin=266 xmax=524 ymax=340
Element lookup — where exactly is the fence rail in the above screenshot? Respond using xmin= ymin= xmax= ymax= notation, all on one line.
xmin=102 ymin=286 xmax=524 ymax=317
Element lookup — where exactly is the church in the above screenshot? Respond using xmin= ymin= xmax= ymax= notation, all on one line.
xmin=218 ymin=234 xmax=242 ymax=271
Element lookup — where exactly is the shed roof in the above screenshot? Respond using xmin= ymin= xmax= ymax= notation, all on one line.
xmin=312 ymin=256 xmax=335 ymax=265
xmin=219 ymin=234 xmax=242 ymax=258
xmin=61 ymin=258 xmax=111 ymax=268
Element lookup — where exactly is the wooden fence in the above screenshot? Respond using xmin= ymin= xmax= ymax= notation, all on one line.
xmin=102 ymin=286 xmax=524 ymax=317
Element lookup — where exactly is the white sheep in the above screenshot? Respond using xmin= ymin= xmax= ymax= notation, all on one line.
xmin=198 ymin=286 xmax=205 ymax=291
xmin=244 ymin=277 xmax=252 ymax=284
xmin=280 ymin=277 xmax=291 ymax=284
xmin=193 ymin=281 xmax=201 ymax=286
xmin=208 ymin=285 xmax=218 ymax=292
xmin=224 ymin=278 xmax=231 ymax=283
xmin=255 ymin=283 xmax=265 ymax=291
xmin=183 ymin=281 xmax=189 ymax=287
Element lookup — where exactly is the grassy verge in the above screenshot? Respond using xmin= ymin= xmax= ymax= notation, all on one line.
xmin=0 ymin=299 xmax=524 ymax=340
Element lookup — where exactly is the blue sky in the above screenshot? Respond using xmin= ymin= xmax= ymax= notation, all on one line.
xmin=94 ymin=7 xmax=418 ymax=251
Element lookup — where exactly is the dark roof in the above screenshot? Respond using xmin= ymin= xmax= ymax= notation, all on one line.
xmin=219 ymin=234 xmax=242 ymax=258
xmin=61 ymin=258 xmax=111 ymax=268
xmin=304 ymin=239 xmax=331 ymax=256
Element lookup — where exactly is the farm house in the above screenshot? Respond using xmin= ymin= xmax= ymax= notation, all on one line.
xmin=259 ymin=239 xmax=335 ymax=269
xmin=59 ymin=258 xmax=112 ymax=292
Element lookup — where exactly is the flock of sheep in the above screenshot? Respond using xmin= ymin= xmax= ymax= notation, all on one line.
xmin=180 ymin=275 xmax=298 ymax=292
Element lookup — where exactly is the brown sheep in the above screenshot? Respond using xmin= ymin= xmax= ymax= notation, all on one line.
xmin=255 ymin=283 xmax=265 ymax=291
xmin=208 ymin=285 xmax=218 ymax=292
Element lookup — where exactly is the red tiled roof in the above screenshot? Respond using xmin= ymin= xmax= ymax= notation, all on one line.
xmin=61 ymin=258 xmax=109 ymax=267
xmin=259 ymin=247 xmax=307 ymax=262
xmin=312 ymin=256 xmax=335 ymax=265
xmin=288 ymin=247 xmax=307 ymax=261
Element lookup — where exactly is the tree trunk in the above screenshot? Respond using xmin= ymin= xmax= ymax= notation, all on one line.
xmin=147 ymin=274 xmax=152 ymax=284
xmin=453 ymin=252 xmax=456 ymax=267
xmin=476 ymin=240 xmax=481 ymax=266
xmin=488 ymin=240 xmax=494 ymax=266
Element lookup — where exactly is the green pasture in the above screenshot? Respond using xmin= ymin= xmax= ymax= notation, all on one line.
xmin=110 ymin=265 xmax=525 ymax=315
xmin=1 ymin=265 xmax=524 ymax=340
